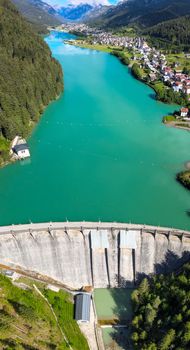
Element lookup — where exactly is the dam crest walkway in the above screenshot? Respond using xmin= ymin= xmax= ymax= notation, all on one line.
xmin=0 ymin=221 xmax=189 ymax=237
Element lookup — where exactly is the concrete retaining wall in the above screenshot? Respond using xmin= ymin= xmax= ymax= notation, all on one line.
xmin=0 ymin=222 xmax=190 ymax=288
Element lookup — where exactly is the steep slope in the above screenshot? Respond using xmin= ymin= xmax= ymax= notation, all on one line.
xmin=12 ymin=0 xmax=61 ymax=32
xmin=131 ymin=262 xmax=190 ymax=349
xmin=0 ymin=274 xmax=64 ymax=349
xmin=89 ymin=0 xmax=190 ymax=29
xmin=0 ymin=0 xmax=63 ymax=163
xmin=0 ymin=273 xmax=89 ymax=349
xmin=83 ymin=4 xmax=109 ymax=22
xmin=144 ymin=15 xmax=190 ymax=50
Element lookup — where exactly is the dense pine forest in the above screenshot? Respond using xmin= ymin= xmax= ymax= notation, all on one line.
xmin=0 ymin=0 xmax=63 ymax=163
xmin=89 ymin=0 xmax=190 ymax=30
xmin=145 ymin=16 xmax=190 ymax=51
xmin=131 ymin=262 xmax=190 ymax=349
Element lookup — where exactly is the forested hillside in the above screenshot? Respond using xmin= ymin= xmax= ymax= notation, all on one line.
xmin=89 ymin=0 xmax=190 ymax=29
xmin=88 ymin=0 xmax=190 ymax=49
xmin=144 ymin=16 xmax=190 ymax=51
xmin=131 ymin=262 xmax=190 ymax=349
xmin=0 ymin=0 xmax=63 ymax=163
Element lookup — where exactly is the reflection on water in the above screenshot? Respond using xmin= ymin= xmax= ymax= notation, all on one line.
xmin=20 ymin=158 xmax=31 ymax=167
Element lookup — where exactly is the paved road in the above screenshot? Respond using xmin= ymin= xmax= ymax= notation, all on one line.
xmin=0 ymin=221 xmax=189 ymax=235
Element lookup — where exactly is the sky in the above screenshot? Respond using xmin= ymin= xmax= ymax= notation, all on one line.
xmin=46 ymin=0 xmax=119 ymax=6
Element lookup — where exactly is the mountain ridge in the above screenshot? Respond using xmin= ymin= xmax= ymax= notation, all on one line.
xmin=87 ymin=0 xmax=190 ymax=29
xmin=12 ymin=0 xmax=61 ymax=32
xmin=56 ymin=3 xmax=94 ymax=21
xmin=54 ymin=2 xmax=108 ymax=21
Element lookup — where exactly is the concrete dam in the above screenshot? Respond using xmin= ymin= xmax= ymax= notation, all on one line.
xmin=0 ymin=222 xmax=190 ymax=289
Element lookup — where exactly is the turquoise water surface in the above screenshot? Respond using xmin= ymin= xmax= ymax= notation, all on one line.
xmin=0 ymin=32 xmax=190 ymax=229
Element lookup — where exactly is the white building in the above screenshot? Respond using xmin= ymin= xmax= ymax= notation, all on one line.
xmin=180 ymin=108 xmax=189 ymax=118
xmin=13 ymin=143 xmax=30 ymax=159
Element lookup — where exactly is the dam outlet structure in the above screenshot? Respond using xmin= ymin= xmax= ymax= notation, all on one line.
xmin=0 ymin=222 xmax=190 ymax=289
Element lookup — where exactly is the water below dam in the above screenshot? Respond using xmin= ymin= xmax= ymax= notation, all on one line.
xmin=102 ymin=327 xmax=131 ymax=350
xmin=94 ymin=288 xmax=133 ymax=322
xmin=0 ymin=31 xmax=190 ymax=229
xmin=94 ymin=288 xmax=133 ymax=350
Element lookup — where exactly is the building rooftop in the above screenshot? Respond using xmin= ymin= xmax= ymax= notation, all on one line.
xmin=90 ymin=230 xmax=109 ymax=249
xmin=13 ymin=143 xmax=29 ymax=153
xmin=75 ymin=293 xmax=91 ymax=323
xmin=120 ymin=230 xmax=137 ymax=249
xmin=181 ymin=107 xmax=189 ymax=112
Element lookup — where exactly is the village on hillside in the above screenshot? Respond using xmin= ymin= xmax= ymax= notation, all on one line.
xmin=54 ymin=23 xmax=190 ymax=122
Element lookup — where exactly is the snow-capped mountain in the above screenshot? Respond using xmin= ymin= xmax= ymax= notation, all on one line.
xmin=13 ymin=0 xmax=110 ymax=24
xmin=56 ymin=3 xmax=94 ymax=20
xmin=53 ymin=2 xmax=109 ymax=21
xmin=52 ymin=0 xmax=109 ymax=6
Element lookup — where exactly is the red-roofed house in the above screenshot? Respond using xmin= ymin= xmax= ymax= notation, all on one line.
xmin=180 ymin=107 xmax=189 ymax=117
xmin=173 ymin=82 xmax=183 ymax=92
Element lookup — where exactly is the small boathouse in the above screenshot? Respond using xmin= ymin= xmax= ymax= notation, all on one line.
xmin=13 ymin=143 xmax=30 ymax=159
xmin=11 ymin=136 xmax=30 ymax=159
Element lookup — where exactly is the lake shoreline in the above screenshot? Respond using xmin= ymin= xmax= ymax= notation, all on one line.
xmin=164 ymin=121 xmax=190 ymax=132
xmin=1 ymin=31 xmax=189 ymax=229
xmin=0 ymin=91 xmax=63 ymax=169
xmin=177 ymin=170 xmax=190 ymax=190
xmin=69 ymin=40 xmax=180 ymax=106
xmin=68 ymin=39 xmax=190 ymax=192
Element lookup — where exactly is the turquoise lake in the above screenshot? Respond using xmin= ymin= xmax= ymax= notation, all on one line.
xmin=0 ymin=31 xmax=190 ymax=229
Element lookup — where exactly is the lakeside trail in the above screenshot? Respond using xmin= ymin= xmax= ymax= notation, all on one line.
xmin=33 ymin=284 xmax=73 ymax=350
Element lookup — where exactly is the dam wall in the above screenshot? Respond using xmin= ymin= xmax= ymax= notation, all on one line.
xmin=0 ymin=222 xmax=190 ymax=288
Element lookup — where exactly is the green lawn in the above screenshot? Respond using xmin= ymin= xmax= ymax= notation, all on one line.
xmin=166 ymin=53 xmax=190 ymax=72
xmin=44 ymin=289 xmax=89 ymax=350
xmin=0 ymin=273 xmax=63 ymax=349
xmin=0 ymin=273 xmax=89 ymax=350
xmin=113 ymin=27 xmax=136 ymax=38
xmin=163 ymin=115 xmax=176 ymax=123
xmin=72 ymin=40 xmax=115 ymax=53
